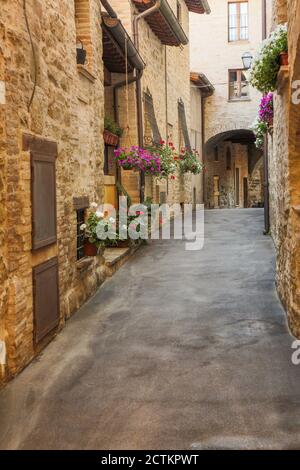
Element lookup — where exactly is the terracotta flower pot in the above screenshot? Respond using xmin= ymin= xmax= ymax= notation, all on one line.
xmin=103 ymin=129 xmax=119 ymax=147
xmin=84 ymin=240 xmax=98 ymax=257
xmin=279 ymin=52 xmax=288 ymax=66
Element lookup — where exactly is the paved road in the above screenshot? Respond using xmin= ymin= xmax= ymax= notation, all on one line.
xmin=1 ymin=209 xmax=300 ymax=450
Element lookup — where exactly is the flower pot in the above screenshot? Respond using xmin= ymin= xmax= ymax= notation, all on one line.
xmin=279 ymin=52 xmax=288 ymax=66
xmin=103 ymin=129 xmax=119 ymax=147
xmin=84 ymin=240 xmax=98 ymax=257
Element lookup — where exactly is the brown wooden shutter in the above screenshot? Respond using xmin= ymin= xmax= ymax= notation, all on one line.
xmin=23 ymin=134 xmax=57 ymax=250
xmin=33 ymin=257 xmax=60 ymax=344
xmin=178 ymin=99 xmax=191 ymax=149
xmin=144 ymin=91 xmax=161 ymax=145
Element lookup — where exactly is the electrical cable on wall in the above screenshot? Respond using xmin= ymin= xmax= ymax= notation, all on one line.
xmin=23 ymin=0 xmax=37 ymax=110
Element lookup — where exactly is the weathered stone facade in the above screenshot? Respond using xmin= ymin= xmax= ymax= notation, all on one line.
xmin=190 ymin=0 xmax=271 ymax=208
xmin=269 ymin=0 xmax=300 ymax=337
xmin=108 ymin=0 xmax=198 ymax=206
xmin=0 ymin=0 xmax=105 ymax=383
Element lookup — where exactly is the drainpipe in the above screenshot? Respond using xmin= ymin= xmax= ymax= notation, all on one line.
xmin=201 ymin=96 xmax=205 ymax=205
xmin=262 ymin=0 xmax=270 ymax=234
xmin=133 ymin=0 xmax=161 ymax=202
xmin=100 ymin=0 xmax=117 ymax=18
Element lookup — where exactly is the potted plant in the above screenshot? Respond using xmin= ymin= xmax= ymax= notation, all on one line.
xmin=79 ymin=203 xmax=106 ymax=256
xmin=178 ymin=148 xmax=204 ymax=175
xmin=114 ymin=146 xmax=161 ymax=176
xmin=250 ymin=23 xmax=288 ymax=93
xmin=104 ymin=117 xmax=123 ymax=147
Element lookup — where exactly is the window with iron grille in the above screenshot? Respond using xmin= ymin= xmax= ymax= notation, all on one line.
xmin=76 ymin=208 xmax=85 ymax=260
xmin=229 ymin=69 xmax=249 ymax=100
xmin=228 ymin=2 xmax=248 ymax=42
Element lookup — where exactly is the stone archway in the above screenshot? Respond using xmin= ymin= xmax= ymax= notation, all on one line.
xmin=203 ymin=129 xmax=263 ymax=209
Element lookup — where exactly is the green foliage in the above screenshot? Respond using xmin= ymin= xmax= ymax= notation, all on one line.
xmin=250 ymin=24 xmax=288 ymax=94
xmin=251 ymin=118 xmax=269 ymax=149
xmin=104 ymin=116 xmax=124 ymax=137
xmin=178 ymin=149 xmax=203 ymax=175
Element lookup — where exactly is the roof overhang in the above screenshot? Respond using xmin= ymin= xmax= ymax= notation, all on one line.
xmin=102 ymin=13 xmax=145 ymax=73
xmin=190 ymin=72 xmax=214 ymax=97
xmin=132 ymin=0 xmax=189 ymax=46
xmin=184 ymin=0 xmax=211 ymax=14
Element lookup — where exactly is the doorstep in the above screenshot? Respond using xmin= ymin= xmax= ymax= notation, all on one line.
xmin=103 ymin=242 xmax=142 ymax=277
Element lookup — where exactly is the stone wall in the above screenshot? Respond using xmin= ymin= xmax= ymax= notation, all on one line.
xmin=269 ymin=0 xmax=300 ymax=337
xmin=107 ymin=0 xmax=194 ymax=205
xmin=0 ymin=0 xmax=105 ymax=383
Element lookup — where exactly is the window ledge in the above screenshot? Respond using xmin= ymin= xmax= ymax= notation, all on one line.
xmin=76 ymin=257 xmax=94 ymax=272
xmin=228 ymin=98 xmax=251 ymax=103
xmin=77 ymin=65 xmax=96 ymax=83
xmin=228 ymin=40 xmax=250 ymax=45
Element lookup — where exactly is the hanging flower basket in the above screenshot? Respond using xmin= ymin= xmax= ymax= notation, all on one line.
xmin=114 ymin=146 xmax=161 ymax=176
xmin=147 ymin=140 xmax=177 ymax=179
xmin=178 ymin=148 xmax=204 ymax=175
xmin=252 ymin=93 xmax=274 ymax=148
xmin=104 ymin=129 xmax=119 ymax=147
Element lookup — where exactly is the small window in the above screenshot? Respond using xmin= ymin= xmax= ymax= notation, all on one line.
xmin=76 ymin=208 xmax=85 ymax=260
xmin=226 ymin=148 xmax=231 ymax=169
xmin=229 ymin=69 xmax=249 ymax=100
xmin=177 ymin=1 xmax=182 ymax=24
xmin=228 ymin=2 xmax=248 ymax=42
xmin=214 ymin=147 xmax=219 ymax=162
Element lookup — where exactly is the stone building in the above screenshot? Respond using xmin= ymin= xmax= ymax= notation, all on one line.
xmin=105 ymin=0 xmax=210 ymax=206
xmin=0 ymin=0 xmax=107 ymax=383
xmin=0 ymin=0 xmax=211 ymax=384
xmin=190 ymin=0 xmax=272 ymax=208
xmin=268 ymin=0 xmax=300 ymax=337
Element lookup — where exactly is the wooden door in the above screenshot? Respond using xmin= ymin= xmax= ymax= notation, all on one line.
xmin=213 ymin=176 xmax=220 ymax=208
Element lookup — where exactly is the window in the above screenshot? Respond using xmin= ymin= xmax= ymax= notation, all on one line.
xmin=228 ymin=2 xmax=248 ymax=42
xmin=226 ymin=148 xmax=231 ymax=169
xmin=177 ymin=1 xmax=182 ymax=24
xmin=76 ymin=208 xmax=85 ymax=260
xmin=229 ymin=69 xmax=249 ymax=100
xmin=74 ymin=0 xmax=93 ymax=70
xmin=214 ymin=146 xmax=219 ymax=161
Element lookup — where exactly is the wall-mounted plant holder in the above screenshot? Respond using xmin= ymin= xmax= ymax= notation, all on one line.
xmin=76 ymin=39 xmax=87 ymax=65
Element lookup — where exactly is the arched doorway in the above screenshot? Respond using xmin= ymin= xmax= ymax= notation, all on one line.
xmin=203 ymin=129 xmax=263 ymax=209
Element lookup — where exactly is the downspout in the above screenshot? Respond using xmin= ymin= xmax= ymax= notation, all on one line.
xmin=262 ymin=0 xmax=270 ymax=234
xmin=201 ymin=95 xmax=205 ymax=205
xmin=133 ymin=0 xmax=161 ymax=202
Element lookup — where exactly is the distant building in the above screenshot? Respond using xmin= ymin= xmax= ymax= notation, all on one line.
xmin=190 ymin=0 xmax=273 ymax=208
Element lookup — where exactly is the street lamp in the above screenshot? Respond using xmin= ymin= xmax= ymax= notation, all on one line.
xmin=242 ymin=52 xmax=253 ymax=70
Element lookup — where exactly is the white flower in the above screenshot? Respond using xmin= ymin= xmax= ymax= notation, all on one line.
xmin=96 ymin=211 xmax=104 ymax=218
xmin=109 ymin=217 xmax=115 ymax=223
xmin=80 ymin=224 xmax=87 ymax=231
xmin=90 ymin=202 xmax=98 ymax=209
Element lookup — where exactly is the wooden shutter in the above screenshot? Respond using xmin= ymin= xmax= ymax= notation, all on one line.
xmin=33 ymin=257 xmax=60 ymax=344
xmin=23 ymin=134 xmax=57 ymax=250
xmin=178 ymin=99 xmax=191 ymax=149
xmin=144 ymin=91 xmax=161 ymax=145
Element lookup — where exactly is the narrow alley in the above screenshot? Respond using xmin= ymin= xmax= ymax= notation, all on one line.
xmin=1 ymin=209 xmax=299 ymax=450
